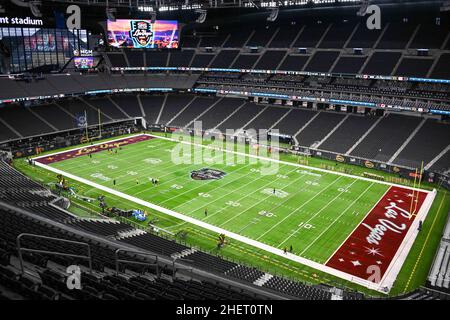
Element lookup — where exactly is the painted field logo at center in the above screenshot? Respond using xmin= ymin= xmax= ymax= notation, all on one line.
xmin=190 ymin=168 xmax=226 ymax=181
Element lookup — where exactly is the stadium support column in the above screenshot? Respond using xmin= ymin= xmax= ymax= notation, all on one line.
xmin=98 ymin=108 xmax=102 ymax=138
xmin=140 ymin=117 xmax=147 ymax=130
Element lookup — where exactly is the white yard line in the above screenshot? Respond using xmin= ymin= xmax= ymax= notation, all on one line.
xmin=299 ymin=182 xmax=375 ymax=255
xmin=174 ymin=165 xmax=297 ymax=215
xmin=215 ymin=167 xmax=306 ymax=226
xmin=160 ymin=162 xmax=257 ymax=206
xmin=33 ymin=156 xmax=395 ymax=293
xmin=143 ymin=133 xmax=431 ymax=194
xmin=277 ymin=179 xmax=360 ymax=248
xmin=51 ymin=139 xmax=173 ymax=178
xmin=324 ymin=186 xmax=393 ymax=265
xmin=50 ymin=140 xmax=196 ymax=194
xmin=34 ymin=132 xmax=432 ymax=195
xmin=256 ymin=175 xmax=344 ymax=241
xmin=32 ymin=133 xmax=146 ymax=160
xmin=31 ymin=133 xmax=437 ymax=293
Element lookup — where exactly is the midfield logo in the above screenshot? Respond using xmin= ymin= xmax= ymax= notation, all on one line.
xmin=190 ymin=168 xmax=226 ymax=181
xmin=130 ymin=20 xmax=153 ymax=47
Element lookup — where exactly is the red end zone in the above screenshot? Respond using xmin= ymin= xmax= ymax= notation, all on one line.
xmin=34 ymin=135 xmax=153 ymax=165
xmin=326 ymin=186 xmax=428 ymax=283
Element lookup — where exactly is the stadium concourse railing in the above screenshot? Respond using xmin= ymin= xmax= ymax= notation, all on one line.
xmin=1 ymin=120 xmax=445 ymax=296
xmin=1 ymin=69 xmax=449 ymax=115
xmin=69 ymin=194 xmax=335 ymax=294
xmin=0 ymin=201 xmax=285 ymax=300
xmin=108 ymin=66 xmax=450 ymax=116
xmin=0 ymin=123 xmax=363 ymax=295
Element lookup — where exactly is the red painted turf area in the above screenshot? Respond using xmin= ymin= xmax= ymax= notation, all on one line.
xmin=35 ymin=135 xmax=153 ymax=165
xmin=325 ymin=186 xmax=428 ymax=283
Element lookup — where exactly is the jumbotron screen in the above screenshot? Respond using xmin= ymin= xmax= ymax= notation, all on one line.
xmin=74 ymin=57 xmax=94 ymax=69
xmin=107 ymin=19 xmax=179 ymax=49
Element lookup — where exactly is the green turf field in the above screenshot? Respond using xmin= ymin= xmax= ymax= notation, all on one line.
xmin=45 ymin=135 xmax=389 ymax=263
xmin=18 ymin=132 xmax=448 ymax=297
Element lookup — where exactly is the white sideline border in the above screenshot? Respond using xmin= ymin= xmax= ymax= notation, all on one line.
xmin=32 ymin=132 xmax=431 ymax=194
xmin=145 ymin=133 xmax=431 ymax=193
xmin=378 ymin=188 xmax=436 ymax=291
xmin=31 ymin=133 xmax=436 ymax=293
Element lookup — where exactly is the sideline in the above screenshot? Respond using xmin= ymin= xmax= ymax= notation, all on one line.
xmin=31 ymin=133 xmax=436 ymax=293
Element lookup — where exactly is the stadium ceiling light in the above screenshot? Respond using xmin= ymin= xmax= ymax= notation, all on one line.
xmin=247 ymin=0 xmax=260 ymax=9
xmin=138 ymin=5 xmax=155 ymax=12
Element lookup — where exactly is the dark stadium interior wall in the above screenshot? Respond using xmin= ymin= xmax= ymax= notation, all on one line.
xmin=2 ymin=1 xmax=449 ymax=39
xmin=172 ymin=2 xmax=449 ymax=36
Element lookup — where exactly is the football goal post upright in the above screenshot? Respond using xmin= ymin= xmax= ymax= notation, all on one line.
xmin=84 ymin=110 xmax=89 ymax=143
xmin=413 ymin=161 xmax=424 ymax=215
xmin=98 ymin=108 xmax=102 ymax=139
xmin=409 ymin=167 xmax=418 ymax=217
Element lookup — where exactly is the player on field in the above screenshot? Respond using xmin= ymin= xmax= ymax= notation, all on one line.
xmin=204 ymin=208 xmax=208 ymax=217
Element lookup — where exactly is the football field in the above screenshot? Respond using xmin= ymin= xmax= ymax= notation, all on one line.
xmin=32 ymin=133 xmax=436 ymax=292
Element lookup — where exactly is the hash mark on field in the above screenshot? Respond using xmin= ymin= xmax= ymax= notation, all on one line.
xmin=204 ymin=166 xmax=302 ymax=223
xmin=167 ymin=162 xmax=257 ymax=208
xmin=299 ymin=183 xmax=374 ymax=255
xmin=277 ymin=179 xmax=359 ymax=248
xmin=256 ymin=175 xmax=344 ymax=241
xmin=215 ymin=168 xmax=310 ymax=227
xmin=217 ymin=171 xmax=326 ymax=227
